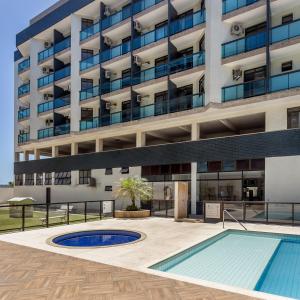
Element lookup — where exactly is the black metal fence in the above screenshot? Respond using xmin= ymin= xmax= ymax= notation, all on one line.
xmin=0 ymin=200 xmax=115 ymax=233
xmin=203 ymin=201 xmax=300 ymax=226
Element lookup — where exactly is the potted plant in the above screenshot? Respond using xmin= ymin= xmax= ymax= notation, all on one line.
xmin=114 ymin=176 xmax=152 ymax=218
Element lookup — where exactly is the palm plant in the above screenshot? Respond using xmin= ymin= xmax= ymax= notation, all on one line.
xmin=114 ymin=176 xmax=153 ymax=211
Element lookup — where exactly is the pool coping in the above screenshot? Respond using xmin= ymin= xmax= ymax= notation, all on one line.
xmin=46 ymin=228 xmax=147 ymax=249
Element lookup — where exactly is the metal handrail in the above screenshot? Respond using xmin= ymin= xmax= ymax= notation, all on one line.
xmin=223 ymin=209 xmax=247 ymax=230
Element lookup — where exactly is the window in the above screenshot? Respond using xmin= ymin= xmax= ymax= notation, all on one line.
xmin=79 ymin=170 xmax=91 ymax=184
xmin=281 ymin=61 xmax=293 ymax=72
xmin=81 ymin=18 xmax=94 ymax=30
xmin=105 ymin=168 xmax=113 ymax=175
xmin=236 ymin=160 xmax=250 ymax=171
xmin=44 ymin=173 xmax=52 ymax=185
xmin=15 ymin=174 xmax=23 ymax=186
xmin=208 ymin=161 xmax=222 ymax=172
xmin=105 ymin=185 xmax=112 ymax=191
xmin=25 ymin=174 xmax=34 ymax=186
xmin=251 ymin=159 xmax=265 ymax=170
xmin=55 ymin=172 xmax=71 ymax=185
xmin=288 ymin=107 xmax=300 ymax=128
xmin=81 ymin=49 xmax=94 ymax=61
xmin=36 ymin=173 xmax=43 ymax=185
xmin=282 ymin=14 xmax=293 ymax=25
xmin=223 ymin=161 xmax=235 ymax=172
xmin=81 ymin=78 xmax=93 ymax=90
xmin=121 ymin=167 xmax=129 ymax=174
xmin=81 ymin=108 xmax=93 ymax=120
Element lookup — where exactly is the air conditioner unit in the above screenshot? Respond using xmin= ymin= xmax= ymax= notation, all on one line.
xmin=104 ymin=36 xmax=112 ymax=46
xmin=231 ymin=23 xmax=244 ymax=36
xmin=44 ymin=41 xmax=53 ymax=48
xmin=136 ymin=95 xmax=142 ymax=103
xmin=134 ymin=20 xmax=142 ymax=32
xmin=43 ymin=93 xmax=53 ymax=101
xmin=89 ymin=177 xmax=97 ymax=187
xmin=45 ymin=119 xmax=53 ymax=126
xmin=104 ymin=6 xmax=111 ymax=16
xmin=105 ymin=70 xmax=111 ymax=79
xmin=105 ymin=102 xmax=111 ymax=110
xmin=134 ymin=55 xmax=142 ymax=66
xmin=42 ymin=67 xmax=51 ymax=74
xmin=232 ymin=68 xmax=243 ymax=81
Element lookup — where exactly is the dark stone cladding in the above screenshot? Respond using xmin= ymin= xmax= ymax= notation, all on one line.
xmin=16 ymin=0 xmax=95 ymax=47
xmin=14 ymin=129 xmax=300 ymax=174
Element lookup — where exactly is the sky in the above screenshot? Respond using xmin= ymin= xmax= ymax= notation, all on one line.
xmin=0 ymin=0 xmax=57 ymax=184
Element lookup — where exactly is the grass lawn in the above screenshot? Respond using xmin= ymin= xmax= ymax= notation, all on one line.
xmin=0 ymin=208 xmax=101 ymax=232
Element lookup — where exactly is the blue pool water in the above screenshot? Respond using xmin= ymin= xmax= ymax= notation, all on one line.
xmin=151 ymin=230 xmax=300 ymax=299
xmin=52 ymin=230 xmax=141 ymax=247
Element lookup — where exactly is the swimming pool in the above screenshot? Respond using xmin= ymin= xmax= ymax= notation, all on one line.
xmin=151 ymin=230 xmax=300 ymax=299
xmin=50 ymin=230 xmax=144 ymax=247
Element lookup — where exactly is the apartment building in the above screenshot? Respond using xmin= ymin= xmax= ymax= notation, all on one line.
xmin=14 ymin=0 xmax=300 ymax=213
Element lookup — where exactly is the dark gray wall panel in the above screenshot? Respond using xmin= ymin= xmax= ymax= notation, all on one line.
xmin=14 ymin=129 xmax=300 ymax=174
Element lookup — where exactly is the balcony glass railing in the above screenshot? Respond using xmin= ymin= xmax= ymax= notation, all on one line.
xmin=80 ymin=93 xmax=204 ymax=131
xmin=222 ymin=69 xmax=300 ymax=102
xmin=102 ymin=5 xmax=131 ymax=30
xmin=102 ymin=76 xmax=131 ymax=94
xmin=18 ymin=133 xmax=30 ymax=144
xmin=80 ymin=22 xmax=100 ymax=41
xmin=132 ymin=0 xmax=163 ymax=14
xmin=80 ymin=53 xmax=100 ymax=71
xmin=222 ymin=31 xmax=266 ymax=58
xmin=132 ymin=25 xmax=168 ymax=50
xmin=18 ymin=83 xmax=30 ymax=97
xmin=169 ymin=51 xmax=205 ymax=74
xmin=18 ymin=108 xmax=30 ymax=120
xmin=18 ymin=58 xmax=30 ymax=73
xmin=38 ymin=100 xmax=53 ymax=113
xmin=132 ymin=64 xmax=168 ymax=85
xmin=54 ymin=65 xmax=71 ymax=81
xmin=271 ymin=19 xmax=300 ymax=44
xmin=38 ymin=124 xmax=70 ymax=139
xmin=38 ymin=73 xmax=54 ymax=88
xmin=80 ymin=85 xmax=100 ymax=101
xmin=38 ymin=46 xmax=54 ymax=62
xmin=169 ymin=10 xmax=205 ymax=35
xmin=54 ymin=95 xmax=70 ymax=109
xmin=222 ymin=0 xmax=259 ymax=15
xmin=54 ymin=36 xmax=71 ymax=53
xmin=101 ymin=41 xmax=131 ymax=62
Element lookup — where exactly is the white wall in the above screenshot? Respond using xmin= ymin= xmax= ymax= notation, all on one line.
xmin=0 ymin=188 xmax=14 ymax=203
xmin=265 ymin=156 xmax=300 ymax=202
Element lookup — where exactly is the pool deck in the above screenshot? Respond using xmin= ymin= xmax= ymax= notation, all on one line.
xmin=0 ymin=217 xmax=298 ymax=299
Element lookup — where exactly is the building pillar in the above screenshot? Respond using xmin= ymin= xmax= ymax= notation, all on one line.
xmin=191 ymin=122 xmax=200 ymax=141
xmin=71 ymin=143 xmax=78 ymax=155
xmin=24 ymin=151 xmax=30 ymax=161
xmin=34 ymin=148 xmax=40 ymax=160
xmin=52 ymin=146 xmax=58 ymax=158
xmin=136 ymin=131 xmax=146 ymax=147
xmin=96 ymin=139 xmax=103 ymax=152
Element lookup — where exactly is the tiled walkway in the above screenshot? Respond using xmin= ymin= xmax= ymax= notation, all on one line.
xmin=0 ymin=241 xmax=255 ymax=300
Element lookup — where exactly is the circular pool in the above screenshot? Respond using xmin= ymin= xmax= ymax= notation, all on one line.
xmin=49 ymin=230 xmax=144 ymax=248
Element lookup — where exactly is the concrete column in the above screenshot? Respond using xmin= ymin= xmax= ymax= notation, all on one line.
xmin=265 ymin=107 xmax=287 ymax=132
xmin=52 ymin=146 xmax=58 ymax=158
xmin=136 ymin=131 xmax=146 ymax=147
xmin=71 ymin=143 xmax=78 ymax=155
xmin=34 ymin=148 xmax=40 ymax=160
xmin=71 ymin=171 xmax=78 ymax=186
xmin=24 ymin=151 xmax=30 ymax=161
xmin=96 ymin=139 xmax=103 ymax=152
xmin=204 ymin=0 xmax=223 ymax=104
xmin=191 ymin=122 xmax=200 ymax=141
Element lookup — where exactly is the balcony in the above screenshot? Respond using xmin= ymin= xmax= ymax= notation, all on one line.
xmin=80 ymin=53 xmax=100 ymax=71
xmin=38 ymin=73 xmax=54 ymax=88
xmin=80 ymin=85 xmax=100 ymax=101
xmin=38 ymin=100 xmax=53 ymax=114
xmin=18 ymin=58 xmax=30 ymax=74
xmin=18 ymin=108 xmax=30 ymax=120
xmin=53 ymin=95 xmax=70 ymax=109
xmin=271 ymin=18 xmax=300 ymax=44
xmin=222 ymin=69 xmax=300 ymax=102
xmin=38 ymin=123 xmax=70 ymax=139
xmin=101 ymin=76 xmax=131 ymax=94
xmin=222 ymin=31 xmax=266 ymax=59
xmin=80 ymin=93 xmax=204 ymax=131
xmin=18 ymin=133 xmax=30 ymax=144
xmin=101 ymin=41 xmax=131 ymax=63
xmin=18 ymin=83 xmax=30 ymax=97
xmin=132 ymin=0 xmax=163 ymax=14
xmin=102 ymin=5 xmax=131 ymax=31
xmin=38 ymin=37 xmax=71 ymax=63
xmin=38 ymin=66 xmax=70 ymax=88
xmin=169 ymin=10 xmax=205 ymax=36
xmin=222 ymin=0 xmax=260 ymax=15
xmin=132 ymin=64 xmax=168 ymax=85
xmin=80 ymin=22 xmax=100 ymax=41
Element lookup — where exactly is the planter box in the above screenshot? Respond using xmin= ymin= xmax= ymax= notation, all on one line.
xmin=115 ymin=209 xmax=150 ymax=218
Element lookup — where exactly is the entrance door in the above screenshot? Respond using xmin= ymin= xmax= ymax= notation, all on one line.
xmin=154 ymin=91 xmax=168 ymax=115
xmin=172 ymin=85 xmax=193 ymax=112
